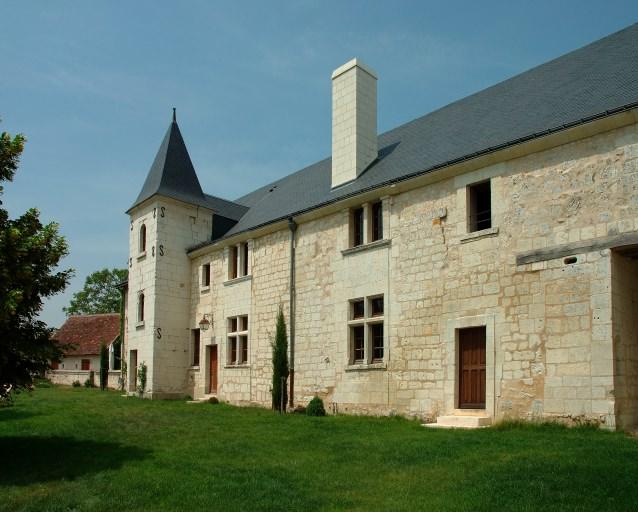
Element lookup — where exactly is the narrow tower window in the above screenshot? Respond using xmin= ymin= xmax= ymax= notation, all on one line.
xmin=137 ymin=293 xmax=145 ymax=323
xmin=139 ymin=224 xmax=147 ymax=253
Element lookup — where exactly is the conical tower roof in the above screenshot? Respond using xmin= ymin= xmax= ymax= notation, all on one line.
xmin=127 ymin=110 xmax=209 ymax=212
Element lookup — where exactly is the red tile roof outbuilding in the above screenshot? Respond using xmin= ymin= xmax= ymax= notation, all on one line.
xmin=52 ymin=313 xmax=121 ymax=356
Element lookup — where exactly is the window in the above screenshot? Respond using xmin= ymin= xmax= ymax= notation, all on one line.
xmin=139 ymin=224 xmax=147 ymax=254
xmin=191 ymin=329 xmax=201 ymax=366
xmin=228 ymin=242 xmax=250 ymax=280
xmin=242 ymin=243 xmax=249 ymax=277
xmin=371 ymin=201 xmax=383 ymax=242
xmin=227 ymin=315 xmax=248 ymax=365
xmin=137 ymin=293 xmax=145 ymax=323
xmin=468 ymin=180 xmax=491 ymax=232
xmin=81 ymin=359 xmax=90 ymax=371
xmin=352 ymin=299 xmax=365 ymax=320
xmin=201 ymin=263 xmax=211 ymax=288
xmin=352 ymin=207 xmax=364 ymax=247
xmin=348 ymin=294 xmax=385 ymax=365
xmin=349 ymin=201 xmax=384 ymax=248
xmin=229 ymin=246 xmax=238 ymax=279
xmin=50 ymin=360 xmax=59 ymax=370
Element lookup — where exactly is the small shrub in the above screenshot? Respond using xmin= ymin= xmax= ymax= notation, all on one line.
xmin=208 ymin=397 xmax=219 ymax=405
xmin=84 ymin=379 xmax=95 ymax=388
xmin=293 ymin=405 xmax=306 ymax=415
xmin=306 ymin=396 xmax=326 ymax=417
xmin=137 ymin=361 xmax=147 ymax=397
xmin=72 ymin=380 xmax=81 ymax=388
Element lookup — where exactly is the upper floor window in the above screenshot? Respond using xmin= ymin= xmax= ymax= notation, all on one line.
xmin=137 ymin=293 xmax=145 ymax=323
xmin=348 ymin=295 xmax=385 ymax=365
xmin=227 ymin=315 xmax=248 ymax=366
xmin=139 ymin=224 xmax=147 ymax=254
xmin=352 ymin=207 xmax=364 ymax=247
xmin=468 ymin=180 xmax=491 ymax=232
xmin=191 ymin=329 xmax=201 ymax=366
xmin=201 ymin=263 xmax=211 ymax=288
xmin=228 ymin=242 xmax=250 ymax=280
xmin=349 ymin=201 xmax=384 ymax=248
xmin=371 ymin=201 xmax=383 ymax=242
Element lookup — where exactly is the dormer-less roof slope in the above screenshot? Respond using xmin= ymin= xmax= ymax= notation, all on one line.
xmin=52 ymin=313 xmax=121 ymax=356
xmin=128 ymin=113 xmax=209 ymax=212
xmin=192 ymin=22 xmax=638 ymax=248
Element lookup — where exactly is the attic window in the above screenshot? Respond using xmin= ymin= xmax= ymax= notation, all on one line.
xmin=468 ymin=180 xmax=492 ymax=232
xmin=351 ymin=207 xmax=364 ymax=247
xmin=228 ymin=242 xmax=250 ymax=280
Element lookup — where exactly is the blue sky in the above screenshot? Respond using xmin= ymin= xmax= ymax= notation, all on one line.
xmin=1 ymin=1 xmax=636 ymax=327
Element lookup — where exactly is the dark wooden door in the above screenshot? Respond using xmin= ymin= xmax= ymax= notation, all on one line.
xmin=209 ymin=346 xmax=218 ymax=394
xmin=459 ymin=327 xmax=486 ymax=409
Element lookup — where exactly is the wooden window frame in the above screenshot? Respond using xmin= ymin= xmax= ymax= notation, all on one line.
xmin=351 ymin=207 xmax=364 ymax=247
xmin=347 ymin=295 xmax=385 ymax=365
xmin=467 ymin=180 xmax=492 ymax=233
xmin=139 ymin=224 xmax=147 ymax=254
xmin=370 ymin=201 xmax=383 ymax=242
xmin=201 ymin=263 xmax=211 ymax=288
xmin=81 ymin=359 xmax=90 ymax=371
xmin=137 ymin=293 xmax=145 ymax=323
xmin=227 ymin=315 xmax=248 ymax=366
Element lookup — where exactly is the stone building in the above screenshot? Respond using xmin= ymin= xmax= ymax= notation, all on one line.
xmin=123 ymin=24 xmax=638 ymax=429
xmin=49 ymin=313 xmax=122 ymax=388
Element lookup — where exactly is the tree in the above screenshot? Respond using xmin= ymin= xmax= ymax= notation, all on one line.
xmin=64 ymin=268 xmax=127 ymax=316
xmin=0 ymin=123 xmax=73 ymax=402
xmin=271 ymin=307 xmax=289 ymax=412
xmin=99 ymin=341 xmax=109 ymax=391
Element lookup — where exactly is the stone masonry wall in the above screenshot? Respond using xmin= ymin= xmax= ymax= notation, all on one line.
xmin=127 ymin=197 xmax=212 ymax=399
xmin=184 ymin=121 xmax=638 ymax=426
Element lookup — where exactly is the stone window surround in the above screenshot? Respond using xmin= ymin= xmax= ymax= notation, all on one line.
xmin=226 ymin=315 xmax=249 ymax=367
xmin=346 ymin=294 xmax=386 ymax=370
xmin=225 ymin=241 xmax=253 ymax=282
xmin=136 ymin=291 xmax=145 ymax=328
xmin=348 ymin=198 xmax=390 ymax=249
xmin=200 ymin=262 xmax=211 ymax=291
xmin=138 ymin=223 xmax=147 ymax=255
xmin=444 ymin=314 xmax=497 ymax=417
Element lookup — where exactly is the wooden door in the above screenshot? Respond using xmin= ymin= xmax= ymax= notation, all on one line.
xmin=209 ymin=346 xmax=218 ymax=394
xmin=458 ymin=327 xmax=486 ymax=409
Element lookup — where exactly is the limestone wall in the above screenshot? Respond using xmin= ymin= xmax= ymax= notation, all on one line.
xmin=183 ymin=121 xmax=638 ymax=426
xmin=48 ymin=369 xmax=121 ymax=389
xmin=127 ymin=197 xmax=212 ymax=398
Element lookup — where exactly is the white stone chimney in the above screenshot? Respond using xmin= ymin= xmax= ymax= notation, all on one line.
xmin=331 ymin=58 xmax=378 ymax=188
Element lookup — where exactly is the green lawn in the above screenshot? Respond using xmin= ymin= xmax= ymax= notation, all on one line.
xmin=1 ymin=386 xmax=637 ymax=511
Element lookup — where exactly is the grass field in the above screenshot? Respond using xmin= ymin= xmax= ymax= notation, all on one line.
xmin=1 ymin=385 xmax=637 ymax=511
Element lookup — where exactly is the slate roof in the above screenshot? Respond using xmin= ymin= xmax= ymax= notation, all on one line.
xmin=128 ymin=112 xmax=208 ymax=212
xmin=52 ymin=314 xmax=121 ymax=356
xmin=184 ymin=22 xmax=638 ymax=248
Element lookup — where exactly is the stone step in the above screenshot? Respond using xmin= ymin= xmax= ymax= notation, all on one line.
xmin=423 ymin=414 xmax=492 ymax=429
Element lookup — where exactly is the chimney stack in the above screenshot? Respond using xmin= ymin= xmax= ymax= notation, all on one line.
xmin=331 ymin=59 xmax=378 ymax=188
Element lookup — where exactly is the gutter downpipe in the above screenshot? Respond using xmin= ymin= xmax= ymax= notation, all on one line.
xmin=288 ymin=217 xmax=297 ymax=410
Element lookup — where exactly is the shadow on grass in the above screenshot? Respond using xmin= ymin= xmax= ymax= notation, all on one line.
xmin=0 ymin=436 xmax=150 ymax=486
xmin=0 ymin=408 xmax=39 ymax=422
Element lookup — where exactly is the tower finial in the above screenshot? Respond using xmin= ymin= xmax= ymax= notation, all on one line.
xmin=172 ymin=107 xmax=176 ymax=123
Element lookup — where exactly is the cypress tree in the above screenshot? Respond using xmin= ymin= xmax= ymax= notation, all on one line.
xmin=99 ymin=342 xmax=108 ymax=391
xmin=271 ymin=307 xmax=289 ymax=412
